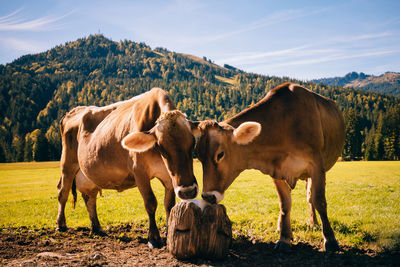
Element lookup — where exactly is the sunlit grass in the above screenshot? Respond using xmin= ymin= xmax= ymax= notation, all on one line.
xmin=0 ymin=160 xmax=399 ymax=251
xmin=214 ymin=75 xmax=236 ymax=85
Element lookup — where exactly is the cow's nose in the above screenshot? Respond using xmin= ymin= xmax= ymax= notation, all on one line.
xmin=201 ymin=192 xmax=216 ymax=204
xmin=177 ymin=184 xmax=198 ymax=200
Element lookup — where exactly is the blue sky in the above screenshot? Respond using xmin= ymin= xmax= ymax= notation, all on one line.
xmin=1 ymin=0 xmax=399 ymax=79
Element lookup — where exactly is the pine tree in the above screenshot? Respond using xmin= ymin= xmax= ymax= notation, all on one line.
xmin=375 ymin=113 xmax=385 ymax=160
xmin=31 ymin=129 xmax=49 ymax=162
xmin=24 ymin=134 xmax=33 ymax=162
xmin=46 ymin=124 xmax=61 ymax=160
xmin=14 ymin=136 xmax=25 ymax=162
xmin=0 ymin=145 xmax=5 ymax=163
xmin=343 ymin=108 xmax=363 ymax=160
xmin=364 ymin=126 xmax=376 ymax=160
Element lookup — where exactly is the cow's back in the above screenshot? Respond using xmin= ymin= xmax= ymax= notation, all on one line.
xmin=277 ymin=83 xmax=345 ymax=171
xmin=227 ymin=83 xmax=344 ymax=175
xmin=60 ymin=106 xmax=102 ymax=165
xmin=76 ymin=88 xmax=175 ymax=189
xmin=269 ymin=84 xmax=344 ymax=172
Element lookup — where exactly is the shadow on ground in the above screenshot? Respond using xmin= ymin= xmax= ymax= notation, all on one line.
xmin=1 ymin=225 xmax=399 ymax=266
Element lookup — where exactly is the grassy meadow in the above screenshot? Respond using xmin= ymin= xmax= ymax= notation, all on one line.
xmin=0 ymin=160 xmax=399 ymax=251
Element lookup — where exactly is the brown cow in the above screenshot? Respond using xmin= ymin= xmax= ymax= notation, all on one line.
xmin=194 ymin=83 xmax=345 ymax=251
xmin=57 ymin=88 xmax=198 ymax=248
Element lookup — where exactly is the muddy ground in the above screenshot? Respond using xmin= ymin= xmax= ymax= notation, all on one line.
xmin=1 ymin=225 xmax=399 ymax=266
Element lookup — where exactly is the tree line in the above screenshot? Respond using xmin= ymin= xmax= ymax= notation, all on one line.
xmin=0 ymin=35 xmax=399 ymax=162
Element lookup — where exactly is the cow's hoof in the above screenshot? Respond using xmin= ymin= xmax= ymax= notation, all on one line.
xmin=324 ymin=239 xmax=341 ymax=252
xmin=148 ymin=238 xmax=162 ymax=249
xmin=56 ymin=226 xmax=67 ymax=232
xmin=274 ymin=240 xmax=291 ymax=251
xmin=92 ymin=230 xmax=107 ymax=237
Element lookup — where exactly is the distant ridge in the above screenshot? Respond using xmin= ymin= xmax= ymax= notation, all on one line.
xmin=313 ymin=71 xmax=400 ymax=97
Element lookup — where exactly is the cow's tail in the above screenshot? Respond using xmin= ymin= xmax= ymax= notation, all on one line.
xmin=71 ymin=177 xmax=77 ymax=209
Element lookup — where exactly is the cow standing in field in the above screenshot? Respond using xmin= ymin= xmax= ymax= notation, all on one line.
xmin=194 ymin=83 xmax=345 ymax=251
xmin=57 ymin=88 xmax=198 ymax=248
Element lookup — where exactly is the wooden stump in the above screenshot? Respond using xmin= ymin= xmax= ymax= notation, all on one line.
xmin=167 ymin=200 xmax=232 ymax=259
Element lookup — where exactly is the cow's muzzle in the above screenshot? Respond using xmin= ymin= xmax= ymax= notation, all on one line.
xmin=201 ymin=191 xmax=224 ymax=204
xmin=175 ymin=183 xmax=198 ymax=200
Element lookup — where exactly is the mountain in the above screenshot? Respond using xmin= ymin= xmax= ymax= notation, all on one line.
xmin=313 ymin=72 xmax=400 ymax=97
xmin=0 ymin=35 xmax=399 ymax=162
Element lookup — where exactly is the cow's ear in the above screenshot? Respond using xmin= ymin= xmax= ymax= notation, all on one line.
xmin=189 ymin=121 xmax=200 ymax=138
xmin=122 ymin=132 xmax=156 ymax=152
xmin=232 ymin=122 xmax=261 ymax=145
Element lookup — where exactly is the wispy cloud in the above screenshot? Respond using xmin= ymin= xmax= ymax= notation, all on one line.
xmin=0 ymin=36 xmax=47 ymax=53
xmin=374 ymin=16 xmax=400 ymax=28
xmin=0 ymin=7 xmax=24 ymax=22
xmin=245 ymin=49 xmax=399 ymax=69
xmin=328 ymin=32 xmax=393 ymax=44
xmin=215 ymin=31 xmax=397 ymax=69
xmin=216 ymin=45 xmax=338 ymax=64
xmin=0 ymin=8 xmax=73 ymax=31
xmin=168 ymin=7 xmax=330 ymax=46
xmin=246 ymin=7 xmax=330 ymax=31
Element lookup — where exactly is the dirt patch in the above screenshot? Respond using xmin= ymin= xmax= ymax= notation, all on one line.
xmin=1 ymin=225 xmax=398 ymax=266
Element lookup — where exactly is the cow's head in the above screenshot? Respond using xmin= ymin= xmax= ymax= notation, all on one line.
xmin=122 ymin=110 xmax=198 ymax=200
xmin=195 ymin=120 xmax=261 ymax=204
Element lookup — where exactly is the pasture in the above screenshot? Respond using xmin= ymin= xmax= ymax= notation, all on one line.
xmin=0 ymin=160 xmax=399 ymax=265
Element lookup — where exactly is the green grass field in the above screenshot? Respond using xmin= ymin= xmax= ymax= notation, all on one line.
xmin=0 ymin=161 xmax=399 ymax=251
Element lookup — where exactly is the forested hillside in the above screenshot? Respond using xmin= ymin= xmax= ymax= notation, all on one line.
xmin=0 ymin=35 xmax=399 ymax=162
xmin=313 ymin=71 xmax=400 ymax=97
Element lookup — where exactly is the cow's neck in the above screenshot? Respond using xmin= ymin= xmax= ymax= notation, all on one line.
xmin=224 ymin=100 xmax=273 ymax=174
xmin=233 ymin=143 xmax=270 ymax=175
xmin=224 ymin=96 xmax=269 ymax=128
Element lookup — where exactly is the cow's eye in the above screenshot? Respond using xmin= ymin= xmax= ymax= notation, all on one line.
xmin=216 ymin=151 xmax=224 ymax=162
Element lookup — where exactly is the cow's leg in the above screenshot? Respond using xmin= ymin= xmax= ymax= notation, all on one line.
xmin=164 ymin=187 xmax=175 ymax=222
xmin=163 ymin=185 xmax=175 ymax=237
xmin=136 ymin=175 xmax=161 ymax=249
xmin=306 ymin=178 xmax=319 ymax=227
xmin=273 ymin=179 xmax=293 ymax=250
xmin=157 ymin=178 xmax=175 ymax=224
xmin=57 ymin=129 xmax=80 ymax=232
xmin=155 ymin=178 xmax=175 ymax=238
xmin=56 ymin=162 xmax=78 ymax=232
xmin=75 ymin=170 xmax=105 ymax=235
xmin=81 ymin=189 xmax=105 ymax=236
xmin=311 ymin=163 xmax=340 ymax=251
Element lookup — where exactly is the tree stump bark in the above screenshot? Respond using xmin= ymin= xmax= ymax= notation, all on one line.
xmin=167 ymin=199 xmax=232 ymax=259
